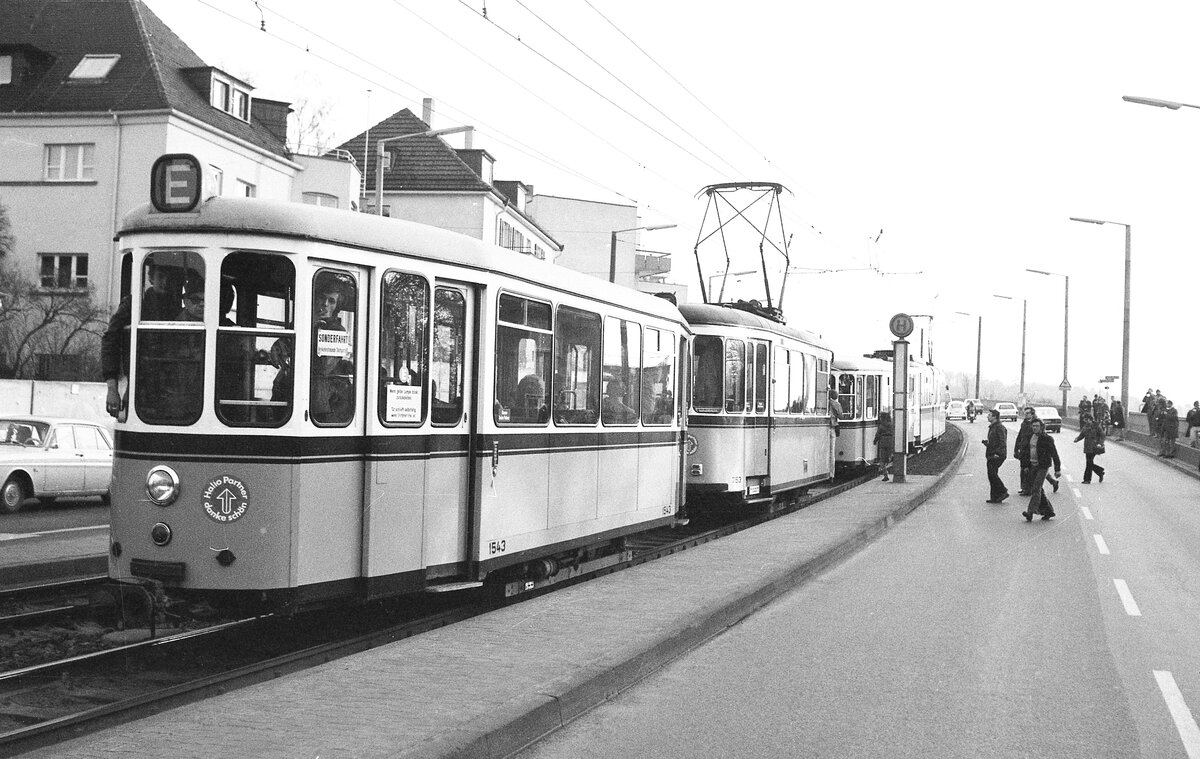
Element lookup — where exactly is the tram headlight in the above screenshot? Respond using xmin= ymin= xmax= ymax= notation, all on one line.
xmin=150 ymin=522 xmax=172 ymax=546
xmin=146 ymin=465 xmax=180 ymax=506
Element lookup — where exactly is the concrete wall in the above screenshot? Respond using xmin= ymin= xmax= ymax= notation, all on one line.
xmin=0 ymin=379 xmax=109 ymax=428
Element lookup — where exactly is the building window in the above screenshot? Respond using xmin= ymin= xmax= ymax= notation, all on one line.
xmin=236 ymin=180 xmax=256 ymax=197
xmin=211 ymin=79 xmax=231 ymax=111
xmin=234 ymin=90 xmax=249 ymax=120
xmin=40 ymin=254 xmax=89 ymax=290
xmin=302 ymin=192 xmax=339 ymax=208
xmin=210 ymin=76 xmax=251 ymax=122
xmin=68 ymin=54 xmax=120 ymax=80
xmin=0 ymin=55 xmax=12 ymax=85
xmin=44 ymin=144 xmax=95 ymax=181
xmin=209 ymin=165 xmax=224 ymax=195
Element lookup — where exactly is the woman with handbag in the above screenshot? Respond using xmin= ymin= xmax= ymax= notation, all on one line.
xmin=1074 ymin=413 xmax=1107 ymax=484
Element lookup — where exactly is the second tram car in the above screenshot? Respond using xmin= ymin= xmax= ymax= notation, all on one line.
xmin=107 ymin=155 xmax=690 ymax=609
xmin=680 ymin=302 xmax=835 ymax=510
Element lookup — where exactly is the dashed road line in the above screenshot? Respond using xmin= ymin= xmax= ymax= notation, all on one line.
xmin=1071 ymin=486 xmax=1082 ymax=498
xmin=1113 ymin=579 xmax=1142 ymax=616
xmin=1081 ymin=506 xmax=1094 ymax=520
xmin=1154 ymin=670 xmax=1200 ymax=759
xmin=1094 ymin=535 xmax=1110 ymax=555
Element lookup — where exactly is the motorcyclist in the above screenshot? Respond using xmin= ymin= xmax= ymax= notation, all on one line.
xmin=966 ymin=400 xmax=977 ymax=423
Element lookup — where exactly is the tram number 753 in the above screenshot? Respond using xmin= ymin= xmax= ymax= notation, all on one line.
xmin=488 ymin=539 xmax=507 ymax=555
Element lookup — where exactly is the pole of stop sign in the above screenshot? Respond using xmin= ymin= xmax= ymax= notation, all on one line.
xmin=888 ymin=313 xmax=914 ymax=483
xmin=892 ymin=338 xmax=909 ymax=482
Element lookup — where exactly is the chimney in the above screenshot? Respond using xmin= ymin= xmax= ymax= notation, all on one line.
xmin=422 ymin=97 xmax=434 ymax=126
xmin=251 ymin=98 xmax=292 ymax=147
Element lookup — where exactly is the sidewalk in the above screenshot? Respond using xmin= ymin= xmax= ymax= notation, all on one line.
xmin=0 ymin=526 xmax=108 ymax=591
xmin=22 ymin=432 xmax=967 ymax=759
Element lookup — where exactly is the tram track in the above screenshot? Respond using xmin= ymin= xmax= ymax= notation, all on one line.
xmin=0 ymin=428 xmax=961 ymax=755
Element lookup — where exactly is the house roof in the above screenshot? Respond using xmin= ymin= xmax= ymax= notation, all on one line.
xmin=334 ymin=108 xmax=495 ymax=193
xmin=0 ymin=0 xmax=288 ymax=157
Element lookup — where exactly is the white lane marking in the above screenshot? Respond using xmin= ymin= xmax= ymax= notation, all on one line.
xmin=1094 ymin=535 xmax=1110 ymax=555
xmin=1154 ymin=671 xmax=1200 ymax=759
xmin=0 ymin=525 xmax=107 ymax=542
xmin=1113 ymin=579 xmax=1142 ymax=616
xmin=1081 ymin=506 xmax=1094 ymax=520
xmin=1072 ymin=487 xmax=1082 ymax=498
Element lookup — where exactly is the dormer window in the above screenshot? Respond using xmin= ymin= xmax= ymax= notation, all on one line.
xmin=69 ymin=54 xmax=120 ymax=80
xmin=210 ymin=74 xmax=251 ymax=122
xmin=1 ymin=55 xmax=12 ymax=85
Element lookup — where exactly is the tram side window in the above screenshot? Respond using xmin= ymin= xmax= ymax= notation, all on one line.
xmin=815 ymin=358 xmax=830 ymax=414
xmin=432 ymin=288 xmax=466 ymax=426
xmin=553 ymin=306 xmax=601 ymax=425
xmin=837 ymin=373 xmax=856 ymax=419
xmin=494 ymin=294 xmax=551 ymax=425
xmin=773 ymin=347 xmax=790 ymax=413
xmin=725 ymin=339 xmax=746 ymax=414
xmin=134 ymin=250 xmax=206 ymax=425
xmin=215 ymin=252 xmax=296 ymax=426
xmin=865 ymin=375 xmax=878 ymax=420
xmin=310 ymin=269 xmax=358 ymax=426
xmin=753 ymin=344 xmax=768 ymax=413
xmin=641 ymin=327 xmax=675 ymax=425
xmin=789 ymin=350 xmax=807 ymax=413
xmin=602 ymin=317 xmax=640 ymax=425
xmin=378 ymin=271 xmax=430 ymax=426
xmin=692 ymin=336 xmax=723 ymax=414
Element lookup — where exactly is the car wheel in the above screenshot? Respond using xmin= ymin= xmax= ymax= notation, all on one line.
xmin=1 ymin=476 xmax=29 ymax=514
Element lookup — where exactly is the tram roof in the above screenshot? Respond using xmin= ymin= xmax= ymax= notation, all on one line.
xmin=118 ymin=198 xmax=685 ymax=323
xmin=831 ymin=356 xmax=893 ymax=373
xmin=677 ymin=303 xmax=828 ymax=349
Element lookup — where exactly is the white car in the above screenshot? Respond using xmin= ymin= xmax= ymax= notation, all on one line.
xmin=1034 ymin=406 xmax=1062 ymax=433
xmin=1 ymin=416 xmax=113 ymax=513
xmin=994 ymin=402 xmax=1019 ymax=422
xmin=946 ymin=401 xmax=967 ymax=420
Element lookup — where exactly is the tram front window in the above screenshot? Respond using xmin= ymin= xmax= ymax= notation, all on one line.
xmin=214 ymin=252 xmax=296 ymax=426
xmin=134 ymin=251 xmax=206 ymax=425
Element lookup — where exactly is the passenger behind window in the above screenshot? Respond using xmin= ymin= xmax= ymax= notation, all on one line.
xmin=513 ymin=373 xmax=547 ymax=423
xmin=602 ymin=378 xmax=638 ymax=424
xmin=311 ymin=280 xmax=354 ymax=423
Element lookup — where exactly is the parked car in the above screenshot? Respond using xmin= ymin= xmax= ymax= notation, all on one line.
xmin=1 ymin=416 xmax=113 ymax=513
xmin=993 ymin=402 xmax=1019 ymax=421
xmin=946 ymin=400 xmax=967 ymax=420
xmin=1034 ymin=406 xmax=1062 ymax=433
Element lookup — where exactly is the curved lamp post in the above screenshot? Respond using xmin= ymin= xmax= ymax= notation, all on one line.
xmin=1027 ymin=268 xmax=1070 ymax=413
xmin=1068 ymin=216 xmax=1131 ymax=421
xmin=993 ymin=294 xmax=1027 ymax=404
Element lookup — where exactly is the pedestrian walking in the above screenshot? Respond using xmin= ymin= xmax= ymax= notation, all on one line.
xmin=1159 ymin=400 xmax=1180 ymax=458
xmin=1020 ymin=419 xmax=1061 ymax=522
xmin=1074 ymin=413 xmax=1107 ymax=484
xmin=1109 ymin=399 xmax=1126 ymax=441
xmin=982 ymin=409 xmax=1008 ymax=503
xmin=875 ymin=410 xmax=894 ymax=481
xmin=1186 ymin=401 xmax=1200 ymax=448
xmin=1014 ymin=406 xmax=1037 ymax=495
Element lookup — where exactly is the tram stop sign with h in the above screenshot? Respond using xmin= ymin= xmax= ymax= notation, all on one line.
xmin=889 ymin=313 xmax=915 ymax=339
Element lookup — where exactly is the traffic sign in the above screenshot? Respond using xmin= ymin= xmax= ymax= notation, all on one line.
xmin=1058 ymin=379 xmax=1072 ymax=391
xmin=889 ymin=313 xmax=914 ymax=339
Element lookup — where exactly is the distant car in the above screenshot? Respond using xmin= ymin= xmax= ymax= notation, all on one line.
xmin=994 ymin=402 xmax=1019 ymax=422
xmin=1034 ymin=406 xmax=1062 ymax=433
xmin=946 ymin=401 xmax=967 ymax=420
xmin=1 ymin=416 xmax=113 ymax=514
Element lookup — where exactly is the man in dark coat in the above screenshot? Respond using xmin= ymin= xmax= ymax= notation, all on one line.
xmin=1013 ymin=407 xmax=1037 ymax=495
xmin=1185 ymin=401 xmax=1200 ymax=447
xmin=1160 ymin=400 xmax=1180 ymax=458
xmin=1021 ymin=419 xmax=1062 ymax=521
xmin=983 ymin=409 xmax=1009 ymax=503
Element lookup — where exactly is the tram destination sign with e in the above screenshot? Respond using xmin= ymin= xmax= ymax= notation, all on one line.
xmin=889 ymin=313 xmax=915 ymax=339
xmin=150 ymin=154 xmax=202 ymax=213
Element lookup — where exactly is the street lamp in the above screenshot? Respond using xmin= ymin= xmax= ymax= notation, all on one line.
xmin=1027 ymin=268 xmax=1070 ymax=413
xmin=1122 ymin=95 xmax=1200 ymax=111
xmin=1069 ymin=216 xmax=1131 ymax=421
xmin=954 ymin=311 xmax=982 ymax=400
xmin=610 ymin=224 xmax=677 ymax=284
xmin=992 ymin=294 xmax=1027 ymax=404
xmin=374 ymin=125 xmax=475 ymax=216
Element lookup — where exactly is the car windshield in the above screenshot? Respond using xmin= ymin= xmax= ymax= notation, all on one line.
xmin=1 ymin=420 xmax=49 ymax=446
xmin=1036 ymin=408 xmax=1059 ymax=417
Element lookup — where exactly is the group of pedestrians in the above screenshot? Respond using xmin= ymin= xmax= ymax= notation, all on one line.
xmin=981 ymin=405 xmax=1108 ymax=522
xmin=1141 ymin=389 xmax=1186 ymax=459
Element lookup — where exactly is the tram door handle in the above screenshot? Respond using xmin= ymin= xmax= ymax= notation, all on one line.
xmin=491 ymin=440 xmax=500 ymax=476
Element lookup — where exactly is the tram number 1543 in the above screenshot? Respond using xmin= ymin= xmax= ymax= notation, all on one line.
xmin=488 ymin=539 xmax=507 ymax=555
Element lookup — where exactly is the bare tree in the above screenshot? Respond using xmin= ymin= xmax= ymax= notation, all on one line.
xmin=0 ymin=201 xmax=13 ymax=258
xmin=0 ymin=262 xmax=108 ymax=379
xmin=290 ymin=94 xmax=333 ymax=155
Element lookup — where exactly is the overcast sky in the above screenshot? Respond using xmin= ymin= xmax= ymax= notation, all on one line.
xmin=143 ymin=0 xmax=1200 ymax=408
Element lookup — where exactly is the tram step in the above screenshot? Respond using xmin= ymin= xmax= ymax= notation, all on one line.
xmin=425 ymin=581 xmax=485 ymax=593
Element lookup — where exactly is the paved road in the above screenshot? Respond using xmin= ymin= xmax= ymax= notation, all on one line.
xmin=516 ymin=423 xmax=1200 ymax=758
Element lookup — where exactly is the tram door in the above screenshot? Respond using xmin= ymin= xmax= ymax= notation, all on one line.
xmin=296 ymin=263 xmax=368 ymax=587
xmin=745 ymin=340 xmax=770 ymax=480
